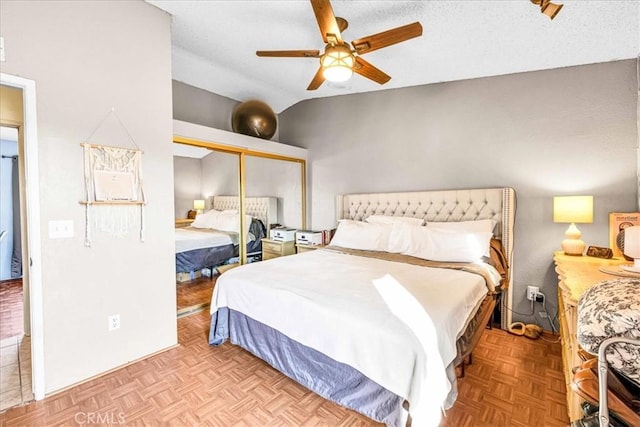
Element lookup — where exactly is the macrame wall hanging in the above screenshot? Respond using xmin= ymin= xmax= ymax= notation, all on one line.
xmin=81 ymin=109 xmax=146 ymax=247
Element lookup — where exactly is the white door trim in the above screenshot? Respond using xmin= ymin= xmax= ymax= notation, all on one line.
xmin=1 ymin=72 xmax=45 ymax=400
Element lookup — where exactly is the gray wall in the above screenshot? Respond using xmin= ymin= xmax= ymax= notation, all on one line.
xmin=1 ymin=1 xmax=176 ymax=393
xmin=174 ymin=151 xmax=240 ymax=218
xmin=173 ymin=156 xmax=202 ymax=218
xmin=173 ymin=80 xmax=280 ymax=141
xmin=201 ymin=150 xmax=240 ymax=200
xmin=245 ymin=156 xmax=304 ymax=229
xmin=279 ymin=60 xmax=639 ymax=328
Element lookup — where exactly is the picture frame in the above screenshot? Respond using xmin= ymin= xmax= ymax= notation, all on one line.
xmin=93 ymin=170 xmax=138 ymax=202
xmin=609 ymin=212 xmax=640 ymax=258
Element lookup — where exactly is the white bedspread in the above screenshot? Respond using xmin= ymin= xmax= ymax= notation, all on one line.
xmin=210 ymin=249 xmax=489 ymax=426
xmin=174 ymin=227 xmax=234 ymax=253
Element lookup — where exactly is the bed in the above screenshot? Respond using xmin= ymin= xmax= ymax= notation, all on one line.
xmin=208 ymin=188 xmax=515 ymax=426
xmin=175 ymin=196 xmax=277 ymax=276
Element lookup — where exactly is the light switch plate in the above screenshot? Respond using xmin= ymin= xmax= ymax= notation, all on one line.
xmin=48 ymin=220 xmax=74 ymax=239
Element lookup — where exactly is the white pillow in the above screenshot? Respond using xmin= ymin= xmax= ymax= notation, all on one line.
xmin=329 ymin=220 xmax=391 ymax=252
xmin=210 ymin=213 xmax=253 ymax=233
xmin=427 ymin=219 xmax=497 ymax=233
xmin=365 ymin=215 xmax=424 ymax=226
xmin=212 ymin=212 xmax=239 ymax=232
xmin=191 ymin=210 xmax=220 ymax=228
xmin=427 ymin=219 xmax=496 ymax=256
xmin=404 ymin=228 xmax=493 ymax=263
xmin=387 ymin=222 xmax=421 ymax=253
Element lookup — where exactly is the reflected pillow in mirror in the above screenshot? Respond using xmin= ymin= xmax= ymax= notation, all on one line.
xmin=191 ymin=210 xmax=220 ymax=228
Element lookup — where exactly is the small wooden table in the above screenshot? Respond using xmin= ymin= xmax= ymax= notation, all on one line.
xmin=175 ymin=218 xmax=194 ymax=228
xmin=295 ymin=244 xmax=326 ymax=254
xmin=261 ymin=238 xmax=295 ymax=260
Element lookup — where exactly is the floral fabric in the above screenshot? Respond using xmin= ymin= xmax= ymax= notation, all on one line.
xmin=577 ymin=278 xmax=640 ymax=386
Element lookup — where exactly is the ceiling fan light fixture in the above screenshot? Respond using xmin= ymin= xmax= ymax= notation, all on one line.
xmin=321 ymin=45 xmax=354 ymax=82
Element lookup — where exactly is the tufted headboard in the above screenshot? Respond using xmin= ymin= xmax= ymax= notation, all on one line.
xmin=336 ymin=187 xmax=516 ymax=329
xmin=209 ymin=196 xmax=278 ymax=231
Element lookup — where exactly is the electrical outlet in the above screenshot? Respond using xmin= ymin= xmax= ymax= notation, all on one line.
xmin=108 ymin=314 xmax=120 ymax=331
xmin=539 ymin=311 xmax=548 ymax=319
xmin=527 ymin=286 xmax=539 ymax=301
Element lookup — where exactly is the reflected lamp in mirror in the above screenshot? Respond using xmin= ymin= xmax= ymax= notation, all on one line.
xmin=553 ymin=195 xmax=593 ymax=256
xmin=622 ymin=226 xmax=640 ymax=272
xmin=193 ymin=199 xmax=206 ymax=215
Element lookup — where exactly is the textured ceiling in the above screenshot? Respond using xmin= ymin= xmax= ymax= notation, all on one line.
xmin=148 ymin=1 xmax=639 ymax=113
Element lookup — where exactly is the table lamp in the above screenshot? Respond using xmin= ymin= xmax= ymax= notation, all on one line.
xmin=193 ymin=199 xmax=205 ymax=215
xmin=622 ymin=225 xmax=640 ymax=272
xmin=553 ymin=195 xmax=593 ymax=256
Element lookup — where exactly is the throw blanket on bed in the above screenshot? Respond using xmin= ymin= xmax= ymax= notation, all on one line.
xmin=210 ymin=249 xmax=499 ymax=426
xmin=324 ymin=246 xmax=504 ymax=292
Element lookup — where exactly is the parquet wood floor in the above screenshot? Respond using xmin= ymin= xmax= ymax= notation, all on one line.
xmin=176 ymin=276 xmax=215 ymax=313
xmin=0 ymin=280 xmax=23 ymax=341
xmin=0 ymin=310 xmax=570 ymax=426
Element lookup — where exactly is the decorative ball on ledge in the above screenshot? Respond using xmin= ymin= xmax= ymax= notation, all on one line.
xmin=231 ymin=100 xmax=277 ymax=140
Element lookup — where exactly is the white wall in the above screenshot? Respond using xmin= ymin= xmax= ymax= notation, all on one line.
xmin=279 ymin=60 xmax=639 ymax=328
xmin=0 ymin=1 xmax=176 ymax=393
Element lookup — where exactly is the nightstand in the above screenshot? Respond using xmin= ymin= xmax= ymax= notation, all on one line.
xmin=175 ymin=218 xmax=194 ymax=228
xmin=262 ymin=238 xmax=295 ymax=260
xmin=295 ymin=244 xmax=326 ymax=254
xmin=553 ymin=251 xmax=627 ymax=422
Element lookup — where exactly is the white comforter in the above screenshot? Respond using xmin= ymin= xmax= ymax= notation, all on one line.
xmin=174 ymin=227 xmax=234 ymax=253
xmin=210 ymin=249 xmax=491 ymax=425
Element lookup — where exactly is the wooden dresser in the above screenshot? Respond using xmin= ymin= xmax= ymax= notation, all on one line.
xmin=553 ymin=251 xmax=628 ymax=421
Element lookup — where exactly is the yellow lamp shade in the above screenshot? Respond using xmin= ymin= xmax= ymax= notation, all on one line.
xmin=553 ymin=196 xmax=593 ymax=224
xmin=193 ymin=199 xmax=205 ymax=211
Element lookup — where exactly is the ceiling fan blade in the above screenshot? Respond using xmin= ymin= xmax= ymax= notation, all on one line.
xmin=353 ymin=56 xmax=391 ymax=85
xmin=310 ymin=0 xmax=343 ymax=45
xmin=256 ymin=50 xmax=320 ymax=58
xmin=351 ymin=22 xmax=423 ymax=55
xmin=307 ymin=67 xmax=326 ymax=90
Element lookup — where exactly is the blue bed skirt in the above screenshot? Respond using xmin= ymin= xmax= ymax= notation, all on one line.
xmin=209 ymin=307 xmax=404 ymax=426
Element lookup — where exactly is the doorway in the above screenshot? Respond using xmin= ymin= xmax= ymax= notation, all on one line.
xmin=0 ymin=74 xmax=44 ymax=403
xmin=0 ymin=101 xmax=32 ymax=410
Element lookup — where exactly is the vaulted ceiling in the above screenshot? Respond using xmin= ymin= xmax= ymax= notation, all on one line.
xmin=148 ymin=1 xmax=639 ymax=113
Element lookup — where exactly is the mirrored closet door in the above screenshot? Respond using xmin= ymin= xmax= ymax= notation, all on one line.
xmin=173 ymin=142 xmax=240 ymax=316
xmin=172 ymin=137 xmax=306 ymax=316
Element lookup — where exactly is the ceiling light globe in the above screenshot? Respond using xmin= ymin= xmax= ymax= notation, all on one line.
xmin=321 ymin=45 xmax=354 ymax=83
xmin=323 ymin=65 xmax=353 ymax=82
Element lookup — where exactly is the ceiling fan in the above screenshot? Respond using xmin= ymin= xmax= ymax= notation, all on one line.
xmin=256 ymin=0 xmax=423 ymax=91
